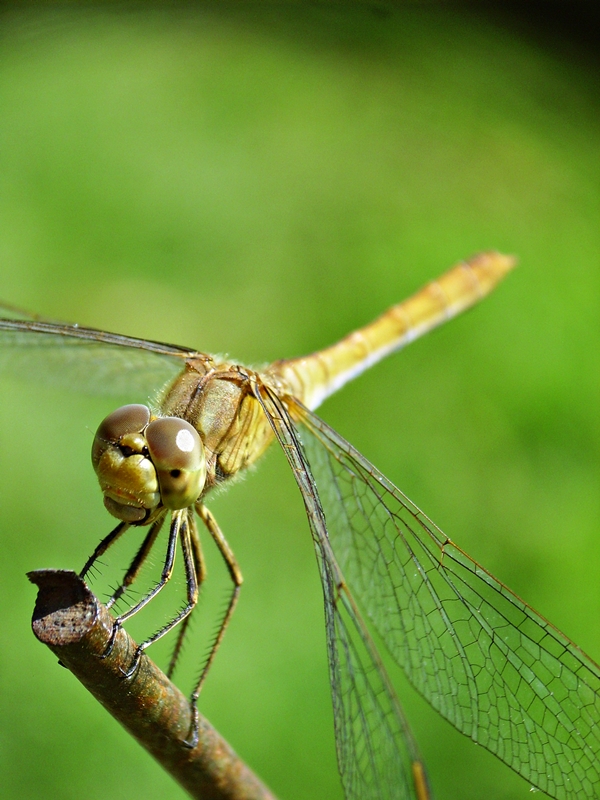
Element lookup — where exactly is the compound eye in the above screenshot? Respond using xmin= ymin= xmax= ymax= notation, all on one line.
xmin=146 ymin=417 xmax=206 ymax=509
xmin=92 ymin=404 xmax=151 ymax=467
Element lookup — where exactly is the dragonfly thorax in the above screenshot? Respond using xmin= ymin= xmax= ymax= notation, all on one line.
xmin=160 ymin=362 xmax=276 ymax=491
xmin=92 ymin=404 xmax=206 ymax=524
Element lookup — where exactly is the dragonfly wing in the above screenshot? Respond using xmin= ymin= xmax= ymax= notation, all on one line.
xmin=0 ymin=315 xmax=198 ymax=398
xmin=256 ymin=384 xmax=430 ymax=800
xmin=0 ymin=301 xmax=39 ymax=320
xmin=287 ymin=398 xmax=600 ymax=800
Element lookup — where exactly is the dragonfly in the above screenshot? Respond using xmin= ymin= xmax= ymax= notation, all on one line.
xmin=2 ymin=251 xmax=599 ymax=800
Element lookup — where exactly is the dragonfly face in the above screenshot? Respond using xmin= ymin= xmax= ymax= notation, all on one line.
xmin=92 ymin=403 xmax=206 ymax=523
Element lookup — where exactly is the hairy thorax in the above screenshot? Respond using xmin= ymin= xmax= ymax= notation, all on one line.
xmin=159 ymin=356 xmax=276 ymax=495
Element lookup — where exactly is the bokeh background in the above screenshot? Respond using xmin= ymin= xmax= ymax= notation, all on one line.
xmin=1 ymin=3 xmax=599 ymax=799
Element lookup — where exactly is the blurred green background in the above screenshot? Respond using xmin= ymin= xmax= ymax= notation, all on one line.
xmin=1 ymin=3 xmax=599 ymax=799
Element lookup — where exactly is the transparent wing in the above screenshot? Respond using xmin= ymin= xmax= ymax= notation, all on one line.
xmin=0 ymin=306 xmax=199 ymax=398
xmin=256 ymin=384 xmax=431 ymax=800
xmin=285 ymin=397 xmax=600 ymax=800
xmin=0 ymin=300 xmax=40 ymax=321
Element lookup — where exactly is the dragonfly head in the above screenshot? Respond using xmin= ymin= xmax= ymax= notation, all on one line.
xmin=92 ymin=404 xmax=206 ymax=523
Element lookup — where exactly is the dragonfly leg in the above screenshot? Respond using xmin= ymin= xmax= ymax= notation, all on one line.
xmin=79 ymin=520 xmax=129 ymax=581
xmin=121 ymin=508 xmax=199 ymax=679
xmin=80 ymin=520 xmax=133 ymax=660
xmin=184 ymin=503 xmax=243 ymax=749
xmin=117 ymin=509 xmax=183 ymax=677
xmin=106 ymin=514 xmax=166 ymax=610
xmin=167 ymin=514 xmax=207 ymax=679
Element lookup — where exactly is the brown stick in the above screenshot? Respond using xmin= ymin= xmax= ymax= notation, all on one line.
xmin=28 ymin=569 xmax=277 ymax=800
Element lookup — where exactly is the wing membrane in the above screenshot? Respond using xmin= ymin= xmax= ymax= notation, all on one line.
xmin=0 ymin=313 xmax=198 ymax=398
xmin=288 ymin=397 xmax=600 ymax=800
xmin=256 ymin=383 xmax=429 ymax=800
xmin=0 ymin=301 xmax=39 ymax=321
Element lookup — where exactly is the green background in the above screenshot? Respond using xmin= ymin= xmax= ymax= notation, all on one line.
xmin=1 ymin=4 xmax=599 ymax=799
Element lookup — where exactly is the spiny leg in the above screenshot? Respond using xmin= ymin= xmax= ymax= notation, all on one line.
xmin=186 ymin=503 xmax=243 ymax=748
xmin=117 ymin=509 xmax=182 ymax=675
xmin=122 ymin=508 xmax=199 ymax=679
xmin=167 ymin=513 xmax=206 ymax=679
xmin=106 ymin=514 xmax=166 ymax=611
xmin=194 ymin=504 xmax=243 ymax=692
xmin=80 ymin=520 xmax=129 ymax=581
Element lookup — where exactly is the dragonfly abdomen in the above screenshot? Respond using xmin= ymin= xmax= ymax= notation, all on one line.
xmin=269 ymin=251 xmax=515 ymax=411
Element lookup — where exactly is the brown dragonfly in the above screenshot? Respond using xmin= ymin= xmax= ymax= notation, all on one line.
xmin=1 ymin=252 xmax=599 ymax=800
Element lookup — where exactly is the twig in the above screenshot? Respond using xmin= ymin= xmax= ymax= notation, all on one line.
xmin=28 ymin=569 xmax=277 ymax=800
